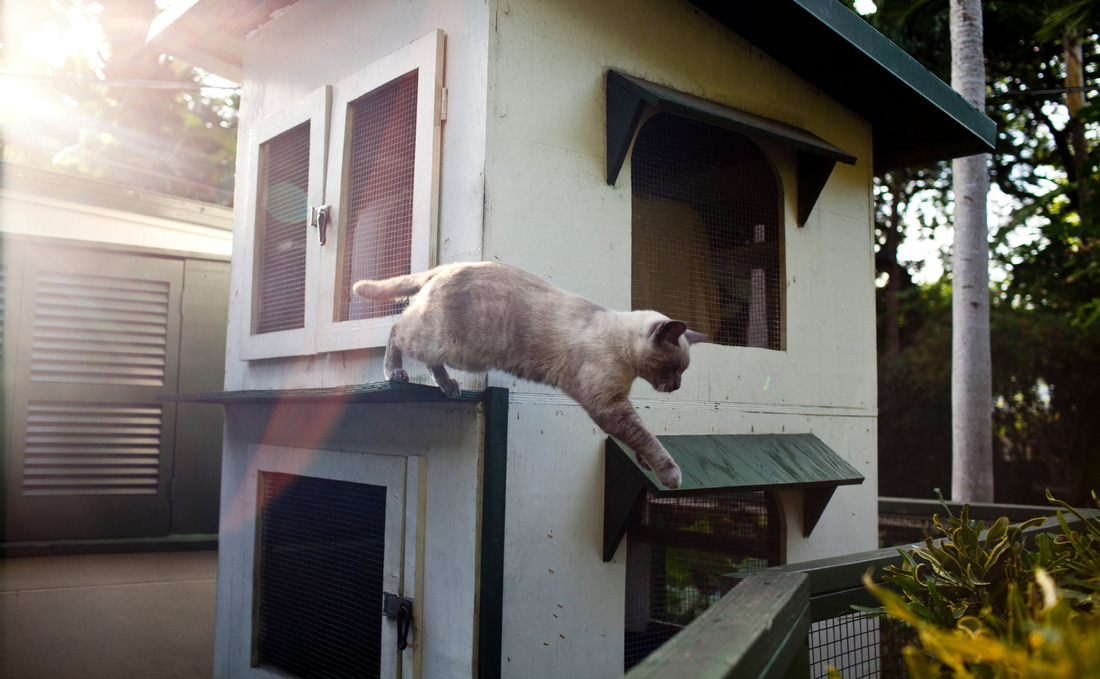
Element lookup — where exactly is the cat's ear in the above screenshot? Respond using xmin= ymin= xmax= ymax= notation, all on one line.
xmin=653 ymin=320 xmax=688 ymax=345
xmin=684 ymin=329 xmax=707 ymax=344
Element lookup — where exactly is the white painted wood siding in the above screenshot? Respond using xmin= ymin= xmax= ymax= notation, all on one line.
xmin=481 ymin=2 xmax=877 ymax=676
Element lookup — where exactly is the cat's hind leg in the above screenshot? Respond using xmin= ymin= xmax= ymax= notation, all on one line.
xmin=428 ymin=364 xmax=461 ymax=399
xmin=385 ymin=327 xmax=409 ymax=383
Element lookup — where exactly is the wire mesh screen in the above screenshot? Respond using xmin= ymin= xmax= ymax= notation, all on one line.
xmin=256 ymin=472 xmax=388 ymax=679
xmin=340 ymin=70 xmax=419 ymax=321
xmin=255 ymin=122 xmax=311 ymax=335
xmin=808 ymin=613 xmax=913 ymax=679
xmin=624 ymin=490 xmax=781 ymax=670
xmin=632 ymin=113 xmax=782 ymax=349
xmin=879 ymin=512 xmax=936 ymax=548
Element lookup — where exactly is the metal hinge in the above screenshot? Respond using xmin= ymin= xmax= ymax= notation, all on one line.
xmin=441 ymin=87 xmax=448 ymax=122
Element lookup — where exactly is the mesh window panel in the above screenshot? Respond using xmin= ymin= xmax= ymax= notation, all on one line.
xmin=256 ymin=472 xmax=387 ymax=679
xmin=340 ymin=70 xmax=419 ymax=321
xmin=255 ymin=123 xmax=311 ymax=335
xmin=808 ymin=613 xmax=913 ymax=679
xmin=632 ymin=113 xmax=782 ymax=349
xmin=624 ymin=490 xmax=781 ymax=670
xmin=879 ymin=513 xmax=936 ymax=548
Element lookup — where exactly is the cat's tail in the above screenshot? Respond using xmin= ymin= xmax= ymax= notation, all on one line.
xmin=351 ymin=269 xmax=442 ymax=301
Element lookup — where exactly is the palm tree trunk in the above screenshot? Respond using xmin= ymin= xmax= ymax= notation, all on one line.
xmin=950 ymin=0 xmax=993 ymax=502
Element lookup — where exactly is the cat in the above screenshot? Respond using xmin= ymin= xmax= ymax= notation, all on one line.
xmin=352 ymin=261 xmax=705 ymax=488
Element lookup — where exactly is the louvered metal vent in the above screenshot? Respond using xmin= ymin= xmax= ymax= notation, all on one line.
xmin=256 ymin=122 xmax=311 ymax=335
xmin=341 ymin=70 xmax=419 ymax=322
xmin=632 ymin=113 xmax=782 ymax=350
xmin=22 ymin=402 xmax=162 ymax=496
xmin=31 ymin=271 xmax=170 ymax=386
xmin=257 ymin=472 xmax=387 ymax=678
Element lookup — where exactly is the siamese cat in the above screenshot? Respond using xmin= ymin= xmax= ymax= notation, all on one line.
xmin=352 ymin=262 xmax=704 ymax=488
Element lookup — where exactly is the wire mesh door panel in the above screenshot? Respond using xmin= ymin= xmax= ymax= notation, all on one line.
xmin=315 ymin=30 xmax=444 ymax=354
xmin=338 ymin=71 xmax=419 ymax=323
xmin=240 ymin=86 xmax=328 ymax=360
xmin=234 ymin=445 xmax=414 ymax=679
xmin=254 ymin=123 xmax=311 ymax=336
xmin=256 ymin=472 xmax=388 ymax=678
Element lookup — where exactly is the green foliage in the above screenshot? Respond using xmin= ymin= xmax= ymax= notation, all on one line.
xmin=877 ymin=283 xmax=953 ymax=497
xmin=866 ymin=0 xmax=1100 ymax=506
xmin=864 ymin=492 xmax=1100 ymax=677
xmin=2 ymin=0 xmax=238 ymax=205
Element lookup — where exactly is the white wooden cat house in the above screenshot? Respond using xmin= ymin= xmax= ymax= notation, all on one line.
xmin=149 ymin=1 xmax=993 ymax=677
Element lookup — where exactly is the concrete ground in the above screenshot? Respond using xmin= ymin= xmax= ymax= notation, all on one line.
xmin=0 ymin=550 xmax=217 ymax=679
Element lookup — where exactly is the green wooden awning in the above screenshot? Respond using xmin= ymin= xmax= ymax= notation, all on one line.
xmin=606 ymin=70 xmax=857 ymax=226
xmin=603 ymin=434 xmax=864 ymax=561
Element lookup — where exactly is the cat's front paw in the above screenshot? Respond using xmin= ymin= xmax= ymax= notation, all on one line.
xmin=654 ymin=462 xmax=682 ymax=489
xmin=437 ymin=377 xmax=461 ymax=399
xmin=389 ymin=369 xmax=410 ymax=383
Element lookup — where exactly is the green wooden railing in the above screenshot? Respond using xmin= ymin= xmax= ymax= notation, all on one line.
xmin=626 ymin=570 xmax=811 ymax=679
xmin=624 ymin=508 xmax=1097 ymax=679
xmin=878 ymin=497 xmax=1063 ymax=548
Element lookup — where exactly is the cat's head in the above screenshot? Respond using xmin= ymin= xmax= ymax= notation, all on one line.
xmin=639 ymin=319 xmax=706 ymax=393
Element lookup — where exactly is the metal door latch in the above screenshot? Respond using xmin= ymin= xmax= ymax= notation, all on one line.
xmin=311 ymin=205 xmax=331 ymax=245
xmin=382 ymin=592 xmax=414 ymax=650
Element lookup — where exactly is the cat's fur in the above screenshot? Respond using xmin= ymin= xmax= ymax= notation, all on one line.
xmin=352 ymin=262 xmax=704 ymax=488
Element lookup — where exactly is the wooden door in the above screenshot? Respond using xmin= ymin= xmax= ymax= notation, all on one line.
xmin=228 ymin=445 xmax=422 ymax=679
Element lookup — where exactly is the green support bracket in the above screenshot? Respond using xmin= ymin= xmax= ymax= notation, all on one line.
xmin=602 ymin=447 xmax=648 ymax=561
xmin=802 ymin=486 xmax=838 ymax=538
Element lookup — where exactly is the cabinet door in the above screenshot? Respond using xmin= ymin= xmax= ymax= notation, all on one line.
xmin=236 ymin=30 xmax=445 ymax=361
xmin=238 ymin=86 xmax=330 ymax=360
xmin=4 ymin=244 xmax=182 ymax=541
xmin=229 ymin=445 xmax=423 ymax=679
xmin=315 ymin=29 xmax=444 ymax=352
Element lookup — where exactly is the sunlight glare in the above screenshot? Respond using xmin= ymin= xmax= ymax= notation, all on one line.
xmin=18 ymin=2 xmax=108 ymax=71
xmin=853 ymin=0 xmax=878 ymax=15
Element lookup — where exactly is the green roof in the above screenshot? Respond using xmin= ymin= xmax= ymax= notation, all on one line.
xmin=689 ymin=0 xmax=996 ymax=170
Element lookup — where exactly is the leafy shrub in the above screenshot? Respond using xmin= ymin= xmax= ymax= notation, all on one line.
xmin=863 ymin=491 xmax=1100 ymax=678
